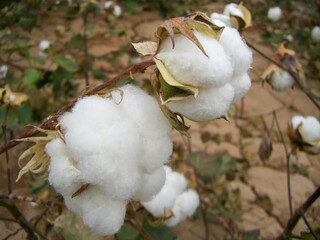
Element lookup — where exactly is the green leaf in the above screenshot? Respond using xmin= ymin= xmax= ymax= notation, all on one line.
xmin=18 ymin=13 xmax=37 ymax=32
xmin=186 ymin=151 xmax=238 ymax=182
xmin=29 ymin=178 xmax=50 ymax=195
xmin=241 ymin=230 xmax=260 ymax=240
xmin=117 ymin=224 xmax=140 ymax=240
xmin=137 ymin=222 xmax=177 ymax=240
xmin=17 ymin=103 xmax=32 ymax=125
xmin=22 ymin=69 xmax=40 ymax=85
xmin=66 ymin=34 xmax=84 ymax=50
xmin=54 ymin=56 xmax=78 ymax=73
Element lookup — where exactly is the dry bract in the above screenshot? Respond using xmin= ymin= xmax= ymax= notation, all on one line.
xmin=0 ymin=84 xmax=29 ymax=108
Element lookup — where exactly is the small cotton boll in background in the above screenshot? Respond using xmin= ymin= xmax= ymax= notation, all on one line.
xmin=210 ymin=13 xmax=232 ymax=27
xmin=113 ymin=5 xmax=121 ymax=17
xmin=39 ymin=40 xmax=51 ymax=51
xmin=270 ymin=70 xmax=294 ymax=91
xmin=104 ymin=0 xmax=113 ymax=9
xmin=300 ymin=116 xmax=320 ymax=144
xmin=223 ymin=3 xmax=244 ymax=19
xmin=0 ymin=65 xmax=8 ymax=79
xmin=311 ymin=26 xmax=320 ymax=42
xmin=219 ymin=27 xmax=253 ymax=77
xmin=167 ymin=83 xmax=235 ymax=121
xmin=286 ymin=34 xmax=294 ymax=42
xmin=64 ymin=186 xmax=126 ymax=236
xmin=267 ymin=7 xmax=282 ymax=22
xmin=230 ymin=73 xmax=251 ymax=101
xmin=156 ymin=30 xmax=234 ymax=88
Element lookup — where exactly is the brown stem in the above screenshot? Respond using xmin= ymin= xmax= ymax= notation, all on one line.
xmin=0 ymin=59 xmax=155 ymax=155
xmin=0 ymin=194 xmax=66 ymax=208
xmin=2 ymin=107 xmax=12 ymax=194
xmin=83 ymin=13 xmax=90 ymax=90
xmin=276 ymin=186 xmax=320 ymax=240
xmin=246 ymin=41 xmax=320 ymax=111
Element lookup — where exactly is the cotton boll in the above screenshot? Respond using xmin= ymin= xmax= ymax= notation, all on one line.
xmin=268 ymin=7 xmax=282 ymax=22
xmin=133 ymin=166 xmax=166 ymax=201
xmin=167 ymin=83 xmax=235 ymax=121
xmin=39 ymin=40 xmax=51 ymax=51
xmin=291 ymin=115 xmax=304 ymax=129
xmin=156 ymin=31 xmax=234 ymax=88
xmin=0 ymin=65 xmax=8 ymax=79
xmin=311 ymin=26 xmax=320 ymax=42
xmin=300 ymin=116 xmax=320 ymax=144
xmin=174 ymin=189 xmax=200 ymax=216
xmin=270 ymin=70 xmax=294 ymax=91
xmin=231 ymin=73 xmax=251 ymax=101
xmin=104 ymin=1 xmax=113 ymax=9
xmin=223 ymin=3 xmax=244 ymax=19
xmin=166 ymin=171 xmax=188 ymax=196
xmin=164 ymin=206 xmax=185 ymax=227
xmin=113 ymin=5 xmax=121 ymax=17
xmin=64 ymin=186 xmax=126 ymax=236
xmin=219 ymin=27 xmax=253 ymax=77
xmin=210 ymin=13 xmax=232 ymax=27
xmin=46 ymin=138 xmax=82 ymax=196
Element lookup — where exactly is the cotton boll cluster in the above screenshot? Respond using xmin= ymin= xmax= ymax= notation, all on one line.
xmin=267 ymin=7 xmax=282 ymax=22
xmin=143 ymin=166 xmax=200 ymax=226
xmin=290 ymin=116 xmax=320 ymax=149
xmin=270 ymin=70 xmax=295 ymax=91
xmin=0 ymin=65 xmax=8 ymax=79
xmin=38 ymin=40 xmax=51 ymax=59
xmin=311 ymin=26 xmax=320 ymax=42
xmin=46 ymin=85 xmax=173 ymax=236
xmin=104 ymin=1 xmax=121 ymax=17
xmin=156 ymin=27 xmax=252 ymax=121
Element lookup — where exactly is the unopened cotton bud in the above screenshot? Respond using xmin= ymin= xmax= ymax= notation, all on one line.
xmin=267 ymin=7 xmax=282 ymax=22
xmin=270 ymin=70 xmax=294 ymax=91
xmin=0 ymin=65 xmax=8 ymax=79
xmin=311 ymin=26 xmax=320 ymax=42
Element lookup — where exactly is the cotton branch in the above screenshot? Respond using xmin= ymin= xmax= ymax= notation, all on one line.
xmin=0 ymin=59 xmax=155 ymax=155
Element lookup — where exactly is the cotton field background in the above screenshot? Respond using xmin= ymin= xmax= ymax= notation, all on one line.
xmin=0 ymin=0 xmax=319 ymax=240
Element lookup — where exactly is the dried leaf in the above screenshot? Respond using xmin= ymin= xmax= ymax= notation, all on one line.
xmin=238 ymin=2 xmax=252 ymax=28
xmin=16 ymin=127 xmax=57 ymax=182
xmin=132 ymin=41 xmax=157 ymax=56
xmin=0 ymin=84 xmax=29 ymax=108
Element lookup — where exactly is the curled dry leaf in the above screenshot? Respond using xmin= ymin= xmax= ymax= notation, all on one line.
xmin=0 ymin=84 xmax=29 ymax=108
xmin=16 ymin=127 xmax=58 ymax=182
xmin=229 ymin=3 xmax=252 ymax=31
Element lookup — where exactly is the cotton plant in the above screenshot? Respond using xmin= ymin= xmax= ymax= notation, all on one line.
xmin=288 ymin=116 xmax=320 ymax=154
xmin=142 ymin=166 xmax=200 ymax=227
xmin=311 ymin=26 xmax=320 ymax=42
xmin=267 ymin=7 xmax=282 ymax=22
xmin=133 ymin=12 xmax=252 ymax=128
xmin=18 ymin=85 xmax=173 ymax=236
xmin=210 ymin=2 xmax=252 ymax=30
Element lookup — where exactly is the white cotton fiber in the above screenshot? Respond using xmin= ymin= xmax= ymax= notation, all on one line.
xmin=300 ymin=116 xmax=320 ymax=143
xmin=231 ymin=73 xmax=251 ymax=101
xmin=156 ymin=31 xmax=233 ymax=88
xmin=210 ymin=13 xmax=232 ymax=27
xmin=39 ymin=40 xmax=50 ymax=51
xmin=46 ymin=138 xmax=82 ymax=195
xmin=267 ymin=7 xmax=282 ymax=22
xmin=133 ymin=166 xmax=166 ymax=201
xmin=311 ymin=26 xmax=320 ymax=42
xmin=223 ymin=3 xmax=244 ymax=19
xmin=291 ymin=115 xmax=304 ymax=129
xmin=64 ymin=186 xmax=126 ymax=236
xmin=219 ymin=27 xmax=253 ymax=77
xmin=0 ymin=65 xmax=8 ymax=79
xmin=167 ymin=83 xmax=234 ymax=121
xmin=270 ymin=70 xmax=294 ymax=91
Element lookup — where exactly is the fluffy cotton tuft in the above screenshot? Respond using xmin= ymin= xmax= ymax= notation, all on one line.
xmin=104 ymin=0 xmax=113 ymax=9
xmin=210 ymin=13 xmax=232 ymax=27
xmin=39 ymin=40 xmax=51 ymax=51
xmin=113 ymin=5 xmax=122 ymax=17
xmin=223 ymin=3 xmax=244 ymax=19
xmin=311 ymin=26 xmax=320 ymax=42
xmin=291 ymin=115 xmax=320 ymax=149
xmin=46 ymin=85 xmax=173 ymax=236
xmin=143 ymin=166 xmax=199 ymax=226
xmin=267 ymin=7 xmax=282 ymax=22
xmin=270 ymin=70 xmax=294 ymax=91
xmin=0 ymin=65 xmax=8 ymax=79
xmin=156 ymin=27 xmax=252 ymax=121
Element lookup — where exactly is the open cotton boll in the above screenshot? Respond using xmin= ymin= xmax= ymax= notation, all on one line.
xmin=223 ymin=3 xmax=244 ymax=19
xmin=311 ymin=26 xmax=320 ymax=42
xmin=219 ymin=27 xmax=253 ymax=77
xmin=104 ymin=0 xmax=113 ymax=9
xmin=267 ymin=7 xmax=282 ymax=22
xmin=133 ymin=166 xmax=166 ymax=201
xmin=291 ymin=115 xmax=304 ymax=129
xmin=156 ymin=30 xmax=233 ymax=88
xmin=164 ymin=189 xmax=199 ymax=227
xmin=230 ymin=73 xmax=251 ymax=101
xmin=270 ymin=70 xmax=294 ymax=91
xmin=167 ymin=83 xmax=234 ymax=121
xmin=113 ymin=5 xmax=121 ymax=17
xmin=111 ymin=85 xmax=172 ymax=173
xmin=300 ymin=116 xmax=320 ymax=144
xmin=0 ymin=65 xmax=8 ymax=79
xmin=210 ymin=13 xmax=232 ymax=27
xmin=39 ymin=40 xmax=51 ymax=51
xmin=46 ymin=138 xmax=82 ymax=196
xmin=64 ymin=186 xmax=126 ymax=236
xmin=165 ymin=171 xmax=188 ymax=196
